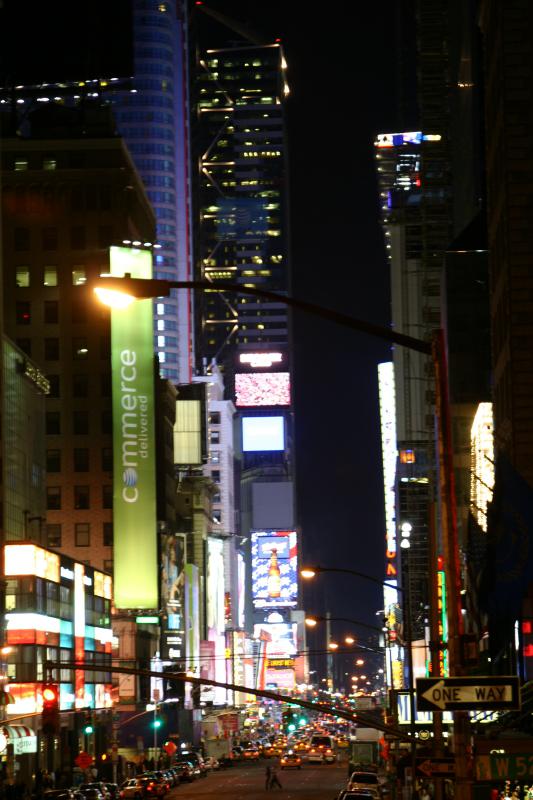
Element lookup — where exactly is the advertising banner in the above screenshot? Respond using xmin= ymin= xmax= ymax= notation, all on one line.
xmin=251 ymin=530 xmax=298 ymax=608
xmin=161 ymin=533 xmax=186 ymax=660
xmin=110 ymin=246 xmax=158 ymax=609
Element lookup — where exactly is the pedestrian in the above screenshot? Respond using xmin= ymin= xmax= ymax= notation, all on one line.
xmin=265 ymin=765 xmax=272 ymax=791
xmin=270 ymin=766 xmax=282 ymax=791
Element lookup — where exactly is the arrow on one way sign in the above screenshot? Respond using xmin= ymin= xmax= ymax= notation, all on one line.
xmin=416 ymin=676 xmax=520 ymax=712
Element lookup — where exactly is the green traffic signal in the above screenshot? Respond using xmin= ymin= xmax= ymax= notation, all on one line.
xmin=288 ymin=723 xmax=296 ymax=731
xmin=84 ymin=724 xmax=94 ymax=735
xmin=152 ymin=718 xmax=162 ymax=729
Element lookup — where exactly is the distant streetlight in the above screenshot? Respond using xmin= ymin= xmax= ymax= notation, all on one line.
xmin=345 ymin=636 xmax=355 ymax=645
xmin=328 ymin=642 xmax=339 ymax=651
xmin=355 ymin=658 xmax=365 ymax=666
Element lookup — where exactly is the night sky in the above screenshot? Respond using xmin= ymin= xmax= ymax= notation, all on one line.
xmin=200 ymin=0 xmax=413 ymax=677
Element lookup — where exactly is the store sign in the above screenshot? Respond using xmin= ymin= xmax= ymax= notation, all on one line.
xmin=14 ymin=736 xmax=37 ymax=755
xmin=378 ymin=363 xmax=398 ymax=607
xmin=110 ymin=247 xmax=157 ymax=609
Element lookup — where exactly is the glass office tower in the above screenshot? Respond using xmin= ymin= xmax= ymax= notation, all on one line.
xmin=112 ymin=0 xmax=194 ymax=383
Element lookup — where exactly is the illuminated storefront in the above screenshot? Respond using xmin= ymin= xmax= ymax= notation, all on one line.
xmin=4 ymin=543 xmax=113 ymax=715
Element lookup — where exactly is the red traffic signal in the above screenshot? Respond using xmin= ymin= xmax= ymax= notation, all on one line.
xmin=41 ymin=683 xmax=60 ymax=735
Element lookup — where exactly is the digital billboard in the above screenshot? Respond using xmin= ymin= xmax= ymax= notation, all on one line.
xmin=111 ymin=246 xmax=158 ymax=609
xmin=251 ymin=530 xmax=298 ymax=608
xmin=242 ymin=416 xmax=284 ymax=452
xmin=239 ymin=352 xmax=283 ymax=369
xmin=235 ymin=372 xmax=290 ymax=407
xmin=254 ymin=616 xmax=297 ymax=691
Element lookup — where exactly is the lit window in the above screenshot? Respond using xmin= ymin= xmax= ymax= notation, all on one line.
xmin=43 ymin=158 xmax=57 ymax=171
xmin=72 ymin=268 xmax=86 ymax=286
xmin=157 ymin=303 xmax=164 ymax=314
xmin=44 ymin=267 xmax=57 ymax=286
xmin=16 ymin=269 xmax=30 ymax=287
xmin=14 ymin=160 xmax=28 ymax=171
xmin=157 ymin=335 xmax=165 ymax=347
xmin=157 ymin=320 xmax=165 ymax=331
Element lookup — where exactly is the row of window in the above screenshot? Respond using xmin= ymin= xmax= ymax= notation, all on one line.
xmin=18 ymin=342 xmax=110 ymax=369
xmin=47 ymin=485 xmax=112 ymax=511
xmin=7 ymin=186 xmax=114 ymax=218
xmin=47 ymin=522 xmax=113 ymax=549
xmin=46 ymin=410 xmax=112 ymax=436
xmin=47 ymin=448 xmax=112 ymax=473
xmin=15 ymin=299 xmax=110 ymax=328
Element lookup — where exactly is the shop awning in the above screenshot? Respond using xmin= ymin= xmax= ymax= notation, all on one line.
xmin=2 ymin=725 xmax=35 ymax=740
xmin=0 ymin=725 xmax=37 ymax=754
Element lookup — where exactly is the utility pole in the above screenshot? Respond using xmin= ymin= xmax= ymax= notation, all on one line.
xmin=326 ymin=612 xmax=333 ymax=692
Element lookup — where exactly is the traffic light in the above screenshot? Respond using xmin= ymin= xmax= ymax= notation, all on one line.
xmin=151 ymin=718 xmax=162 ymax=729
xmin=282 ymin=708 xmax=298 ymax=733
xmin=83 ymin=714 xmax=94 ymax=735
xmin=41 ymin=683 xmax=60 ymax=735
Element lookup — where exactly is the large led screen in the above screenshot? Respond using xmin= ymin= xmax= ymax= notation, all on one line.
xmin=235 ymin=372 xmax=291 ymax=407
xmin=242 ymin=416 xmax=284 ymax=452
xmin=251 ymin=530 xmax=298 ymax=608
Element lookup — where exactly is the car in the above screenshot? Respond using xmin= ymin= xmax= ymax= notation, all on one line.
xmin=294 ymin=741 xmax=309 ymax=753
xmin=44 ymin=792 xmax=76 ymax=800
xmin=104 ymin=785 xmax=120 ymax=800
xmin=347 ymin=772 xmax=382 ymax=797
xmin=243 ymin=748 xmax=260 ymax=760
xmin=204 ymin=757 xmax=219 ymax=771
xmin=180 ymin=751 xmax=208 ymax=776
xmin=172 ymin=762 xmax=195 ymax=782
xmin=119 ymin=778 xmax=164 ymax=799
xmin=337 ymin=792 xmax=380 ymax=800
xmin=78 ymin=791 xmax=105 ymax=800
xmin=308 ymin=734 xmax=336 ymax=763
xmin=280 ymin=752 xmax=302 ymax=770
xmin=79 ymin=785 xmax=110 ymax=800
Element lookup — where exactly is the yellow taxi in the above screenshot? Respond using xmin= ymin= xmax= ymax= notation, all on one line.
xmin=264 ymin=744 xmax=283 ymax=758
xmin=243 ymin=747 xmax=260 ymax=760
xmin=294 ymin=741 xmax=309 ymax=753
xmin=336 ymin=736 xmax=350 ymax=748
xmin=280 ymin=752 xmax=302 ymax=770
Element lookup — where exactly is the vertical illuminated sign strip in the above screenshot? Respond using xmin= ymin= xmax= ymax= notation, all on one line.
xmin=110 ymin=247 xmax=158 ymax=609
xmin=378 ymin=363 xmax=398 ymax=607
xmin=74 ymin=563 xmax=85 ymax=708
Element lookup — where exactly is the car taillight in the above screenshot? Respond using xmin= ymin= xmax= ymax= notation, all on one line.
xmin=326 ymin=749 xmax=332 ymax=753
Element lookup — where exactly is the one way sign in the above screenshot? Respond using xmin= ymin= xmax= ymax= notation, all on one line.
xmin=416 ymin=676 xmax=520 ymax=712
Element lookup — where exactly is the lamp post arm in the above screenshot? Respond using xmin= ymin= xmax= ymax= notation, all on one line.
xmin=94 ymin=276 xmax=431 ymax=355
xmin=309 ymin=566 xmax=403 ymax=594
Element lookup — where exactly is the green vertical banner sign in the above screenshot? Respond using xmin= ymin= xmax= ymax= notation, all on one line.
xmin=110 ymin=247 xmax=158 ymax=609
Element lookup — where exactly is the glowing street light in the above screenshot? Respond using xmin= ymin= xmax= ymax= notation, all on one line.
xmin=304 ymin=617 xmax=318 ymax=627
xmin=329 ymin=642 xmax=339 ymax=651
xmin=356 ymin=659 xmax=365 ymax=666
xmin=345 ymin=636 xmax=355 ymax=645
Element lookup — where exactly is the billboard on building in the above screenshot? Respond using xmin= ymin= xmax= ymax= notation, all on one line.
xmin=242 ymin=416 xmax=285 ymax=452
xmin=185 ymin=564 xmax=200 ymax=706
xmin=235 ymin=373 xmax=291 ymax=407
xmin=251 ymin=530 xmax=298 ymax=609
xmin=161 ymin=533 xmax=186 ymax=661
xmin=110 ymin=246 xmax=158 ymax=609
xmin=254 ymin=613 xmax=297 ymax=691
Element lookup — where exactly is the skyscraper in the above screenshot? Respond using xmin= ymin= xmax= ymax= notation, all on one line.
xmin=111 ymin=0 xmax=194 ymax=384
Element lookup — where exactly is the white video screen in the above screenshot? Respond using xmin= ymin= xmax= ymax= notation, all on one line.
xmin=242 ymin=416 xmax=285 ymax=452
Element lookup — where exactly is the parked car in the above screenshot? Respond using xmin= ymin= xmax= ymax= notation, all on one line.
xmin=79 ymin=785 xmax=110 ymax=800
xmin=78 ymin=790 xmax=105 ymax=800
xmin=204 ymin=757 xmax=220 ymax=771
xmin=44 ymin=792 xmax=76 ymax=800
xmin=119 ymin=778 xmax=165 ymax=800
xmin=172 ymin=761 xmax=195 ymax=782
xmin=180 ymin=751 xmax=208 ymax=776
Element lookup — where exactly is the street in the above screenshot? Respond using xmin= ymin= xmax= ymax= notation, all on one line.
xmin=169 ymin=761 xmax=347 ymax=800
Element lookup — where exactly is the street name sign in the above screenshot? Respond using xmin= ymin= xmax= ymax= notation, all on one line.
xmin=416 ymin=676 xmax=520 ymax=712
xmin=416 ymin=758 xmax=455 ymax=778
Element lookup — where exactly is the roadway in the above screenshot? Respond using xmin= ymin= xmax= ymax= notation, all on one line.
xmin=170 ymin=761 xmax=349 ymax=800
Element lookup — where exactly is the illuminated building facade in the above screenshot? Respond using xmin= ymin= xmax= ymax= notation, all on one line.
xmin=3 ymin=543 xmax=112 ymax=772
